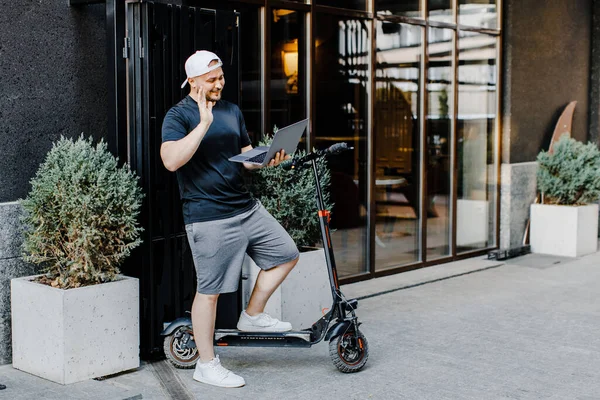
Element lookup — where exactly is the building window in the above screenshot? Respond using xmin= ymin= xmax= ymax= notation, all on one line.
xmin=456 ymin=30 xmax=498 ymax=252
xmin=375 ymin=22 xmax=422 ymax=270
xmin=314 ymin=14 xmax=369 ymax=278
xmin=315 ymin=0 xmax=367 ymax=11
xmin=376 ymin=0 xmax=421 ymax=19
xmin=373 ymin=0 xmax=500 ymax=269
xmin=270 ymin=9 xmax=307 ymax=133
xmin=429 ymin=0 xmax=452 ymax=23
xmin=459 ymin=0 xmax=498 ymax=29
xmin=426 ymin=27 xmax=454 ymax=260
xmin=235 ymin=0 xmax=501 ymax=279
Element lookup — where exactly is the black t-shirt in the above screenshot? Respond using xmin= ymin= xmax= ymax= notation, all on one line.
xmin=161 ymin=96 xmax=255 ymax=224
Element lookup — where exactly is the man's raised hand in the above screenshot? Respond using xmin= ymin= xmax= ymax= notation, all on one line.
xmin=197 ymin=87 xmax=214 ymax=126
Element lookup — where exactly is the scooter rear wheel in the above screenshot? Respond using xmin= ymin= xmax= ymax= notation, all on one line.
xmin=163 ymin=326 xmax=199 ymax=369
xmin=329 ymin=329 xmax=368 ymax=373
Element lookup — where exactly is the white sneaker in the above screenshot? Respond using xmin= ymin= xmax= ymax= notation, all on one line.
xmin=236 ymin=310 xmax=292 ymax=332
xmin=193 ymin=355 xmax=245 ymax=388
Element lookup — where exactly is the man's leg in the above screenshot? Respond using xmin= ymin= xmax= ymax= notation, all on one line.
xmin=191 ymin=292 xmax=246 ymax=388
xmin=185 ymin=219 xmax=246 ymax=388
xmin=191 ymin=292 xmax=218 ymax=362
xmin=245 ymin=257 xmax=298 ymax=316
xmin=238 ymin=203 xmax=299 ymax=330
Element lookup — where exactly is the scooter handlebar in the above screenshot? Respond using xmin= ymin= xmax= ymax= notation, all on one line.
xmin=280 ymin=142 xmax=353 ymax=171
xmin=326 ymin=142 xmax=350 ymax=154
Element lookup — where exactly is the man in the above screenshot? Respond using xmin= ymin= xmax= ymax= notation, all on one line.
xmin=161 ymin=50 xmax=299 ymax=388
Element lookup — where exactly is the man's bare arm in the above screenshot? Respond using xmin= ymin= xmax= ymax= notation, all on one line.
xmin=160 ymin=121 xmax=211 ymax=172
xmin=161 ymin=87 xmax=213 ymax=172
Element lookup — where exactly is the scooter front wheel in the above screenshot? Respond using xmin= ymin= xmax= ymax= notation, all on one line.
xmin=329 ymin=329 xmax=369 ymax=373
xmin=163 ymin=326 xmax=199 ymax=369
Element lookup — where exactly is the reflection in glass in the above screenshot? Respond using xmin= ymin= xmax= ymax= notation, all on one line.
xmin=270 ymin=10 xmax=306 ymax=137
xmin=315 ymin=15 xmax=369 ymax=277
xmin=457 ymin=31 xmax=497 ymax=252
xmin=375 ymin=22 xmax=422 ymax=271
xmin=239 ymin=7 xmax=262 ymax=143
xmin=429 ymin=0 xmax=452 ymax=23
xmin=426 ymin=27 xmax=453 ymax=260
xmin=376 ymin=0 xmax=420 ymax=18
xmin=315 ymin=0 xmax=367 ymax=11
xmin=459 ymin=0 xmax=497 ymax=29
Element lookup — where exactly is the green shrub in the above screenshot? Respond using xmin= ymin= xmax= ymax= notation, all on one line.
xmin=248 ymin=131 xmax=333 ymax=247
xmin=536 ymin=135 xmax=600 ymax=205
xmin=21 ymin=136 xmax=144 ymax=289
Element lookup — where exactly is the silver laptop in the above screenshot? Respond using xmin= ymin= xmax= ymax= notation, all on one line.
xmin=229 ymin=119 xmax=308 ymax=166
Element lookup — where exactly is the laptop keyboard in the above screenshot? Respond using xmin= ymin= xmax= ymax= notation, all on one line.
xmin=246 ymin=152 xmax=267 ymax=164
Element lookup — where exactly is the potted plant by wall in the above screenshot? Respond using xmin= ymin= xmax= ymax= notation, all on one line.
xmin=244 ymin=131 xmax=333 ymax=329
xmin=530 ymin=135 xmax=600 ymax=257
xmin=12 ymin=136 xmax=144 ymax=384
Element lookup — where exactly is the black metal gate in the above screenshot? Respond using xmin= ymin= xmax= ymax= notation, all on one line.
xmin=124 ymin=0 xmax=241 ymax=358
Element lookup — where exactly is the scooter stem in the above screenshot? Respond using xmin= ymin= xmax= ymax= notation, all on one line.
xmin=311 ymin=159 xmax=341 ymax=301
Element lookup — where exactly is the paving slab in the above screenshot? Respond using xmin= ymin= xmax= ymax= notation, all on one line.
xmin=1 ymin=251 xmax=599 ymax=399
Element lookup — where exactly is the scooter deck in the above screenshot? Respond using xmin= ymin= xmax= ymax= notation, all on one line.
xmin=214 ymin=329 xmax=313 ymax=348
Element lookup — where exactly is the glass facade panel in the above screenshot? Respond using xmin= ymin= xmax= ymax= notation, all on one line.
xmin=376 ymin=0 xmax=421 ymax=19
xmin=315 ymin=0 xmax=367 ymax=11
xmin=239 ymin=1 xmax=500 ymax=279
xmin=315 ymin=15 xmax=369 ymax=277
xmin=429 ymin=0 xmax=452 ymax=23
xmin=426 ymin=27 xmax=453 ymax=260
xmin=457 ymin=31 xmax=497 ymax=252
xmin=270 ymin=10 xmax=307 ymax=138
xmin=459 ymin=0 xmax=497 ymax=29
xmin=239 ymin=8 xmax=262 ymax=143
xmin=374 ymin=22 xmax=422 ymax=270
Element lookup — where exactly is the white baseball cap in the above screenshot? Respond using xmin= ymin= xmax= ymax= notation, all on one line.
xmin=180 ymin=50 xmax=223 ymax=89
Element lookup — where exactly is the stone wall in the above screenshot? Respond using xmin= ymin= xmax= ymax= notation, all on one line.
xmin=0 ymin=0 xmax=106 ymax=365
xmin=500 ymin=0 xmax=594 ymax=249
xmin=502 ymin=0 xmax=592 ymax=163
xmin=0 ymin=2 xmax=107 ymax=203
xmin=500 ymin=163 xmax=538 ymax=250
xmin=0 ymin=203 xmax=38 ymax=364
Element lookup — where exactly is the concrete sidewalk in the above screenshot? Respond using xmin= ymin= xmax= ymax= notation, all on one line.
xmin=1 ymin=251 xmax=599 ymax=399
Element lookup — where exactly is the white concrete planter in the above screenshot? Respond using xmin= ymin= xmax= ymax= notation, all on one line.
xmin=530 ymin=203 xmax=599 ymax=257
xmin=457 ymin=199 xmax=489 ymax=247
xmin=11 ymin=275 xmax=139 ymax=384
xmin=242 ymin=248 xmax=333 ymax=330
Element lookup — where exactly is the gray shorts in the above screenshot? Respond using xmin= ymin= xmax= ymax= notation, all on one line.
xmin=185 ymin=201 xmax=299 ymax=294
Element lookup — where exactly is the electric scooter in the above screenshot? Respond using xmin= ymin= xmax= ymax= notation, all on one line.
xmin=161 ymin=142 xmax=369 ymax=373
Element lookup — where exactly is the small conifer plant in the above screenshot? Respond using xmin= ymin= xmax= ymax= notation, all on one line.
xmin=21 ymin=136 xmax=144 ymax=289
xmin=536 ymin=135 xmax=600 ymax=205
xmin=248 ymin=129 xmax=333 ymax=247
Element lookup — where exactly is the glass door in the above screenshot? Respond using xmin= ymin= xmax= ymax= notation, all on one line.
xmin=425 ymin=26 xmax=454 ymax=260
xmin=456 ymin=31 xmax=498 ymax=252
xmin=374 ymin=22 xmax=423 ymax=270
xmin=314 ymin=14 xmax=369 ymax=277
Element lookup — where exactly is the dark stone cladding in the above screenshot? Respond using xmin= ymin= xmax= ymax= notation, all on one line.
xmin=502 ymin=0 xmax=592 ymax=163
xmin=589 ymin=0 xmax=600 ymax=145
xmin=0 ymin=202 xmax=39 ymax=365
xmin=0 ymin=2 xmax=108 ymax=202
